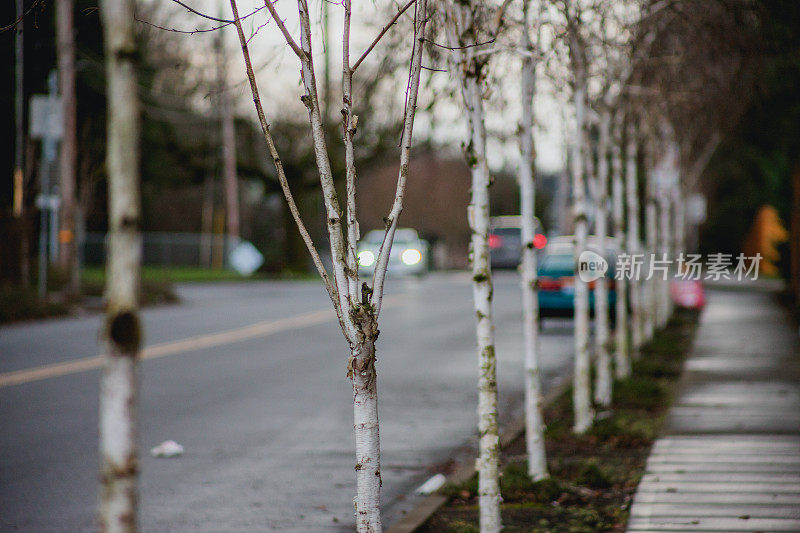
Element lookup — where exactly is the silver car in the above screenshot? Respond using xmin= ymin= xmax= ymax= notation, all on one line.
xmin=489 ymin=215 xmax=545 ymax=269
xmin=357 ymin=228 xmax=429 ymax=277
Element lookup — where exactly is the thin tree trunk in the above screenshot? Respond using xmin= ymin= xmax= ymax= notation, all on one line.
xmin=57 ymin=0 xmax=80 ymax=296
xmin=672 ymin=184 xmax=685 ymax=257
xmin=15 ymin=0 xmax=29 ymax=288
xmin=99 ymin=0 xmax=142 ymax=529
xmin=644 ymin=161 xmax=657 ymax=340
xmin=466 ymin=75 xmax=501 ymax=533
xmin=569 ymin=34 xmax=593 ymax=434
xmin=593 ymin=109 xmax=612 ymax=408
xmin=443 ymin=4 xmax=501 ymax=527
xmin=657 ymin=189 xmax=671 ymax=328
xmin=519 ymin=0 xmax=547 ymax=481
xmin=217 ymin=35 xmax=240 ymax=242
xmin=611 ymin=114 xmax=630 ymax=378
xmin=229 ymin=1 xmax=428 ymax=529
xmin=625 ymin=119 xmax=643 ymax=353
xmin=201 ymin=175 xmax=214 ymax=268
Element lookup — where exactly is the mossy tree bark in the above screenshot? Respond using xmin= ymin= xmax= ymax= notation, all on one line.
xmin=443 ymin=2 xmax=502 ymax=529
xmin=519 ymin=0 xmax=548 ymax=482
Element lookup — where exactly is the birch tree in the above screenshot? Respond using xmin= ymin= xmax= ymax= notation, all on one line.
xmin=557 ymin=0 xmax=593 ymax=433
xmin=441 ymin=2 xmax=505 ymax=529
xmin=610 ymin=113 xmax=630 ymax=377
xmin=226 ymin=1 xmax=429 ymax=530
xmin=628 ymin=0 xmax=758 ymax=283
xmin=98 ymin=0 xmax=142 ymax=529
xmin=653 ymin=125 xmax=678 ymax=328
xmin=519 ymin=0 xmax=548 ymax=481
xmin=625 ymin=116 xmax=644 ymax=352
xmin=643 ymin=140 xmax=657 ymax=341
xmin=592 ymin=106 xmax=612 ymax=407
xmin=592 ymin=0 xmax=653 ymax=390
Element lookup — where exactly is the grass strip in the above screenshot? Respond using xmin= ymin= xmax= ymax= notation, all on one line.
xmin=419 ymin=308 xmax=700 ymax=533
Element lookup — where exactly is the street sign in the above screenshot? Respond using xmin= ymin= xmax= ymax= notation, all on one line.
xmin=229 ymin=240 xmax=264 ymax=276
xmin=35 ymin=194 xmax=61 ymax=210
xmin=29 ymin=95 xmax=63 ymax=140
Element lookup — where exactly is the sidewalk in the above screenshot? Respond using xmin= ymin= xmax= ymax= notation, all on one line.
xmin=627 ymin=285 xmax=800 ymax=532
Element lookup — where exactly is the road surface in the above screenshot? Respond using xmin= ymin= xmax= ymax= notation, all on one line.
xmin=0 ymin=272 xmax=574 ymax=531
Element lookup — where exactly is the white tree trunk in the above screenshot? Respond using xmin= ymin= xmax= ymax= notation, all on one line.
xmin=658 ymin=190 xmax=672 ymax=328
xmin=644 ymin=163 xmax=657 ymax=340
xmin=673 ymin=184 xmax=685 ymax=257
xmin=611 ymin=114 xmax=630 ymax=378
xmin=568 ymin=30 xmax=593 ymax=434
xmin=625 ymin=120 xmax=643 ymax=352
xmin=349 ymin=309 xmax=381 ymax=532
xmin=519 ymin=0 xmax=548 ymax=481
xmin=99 ymin=0 xmax=142 ymax=529
xmin=443 ymin=5 xmax=501 ymax=528
xmin=464 ymin=75 xmax=501 ymax=533
xmin=593 ymin=109 xmax=612 ymax=408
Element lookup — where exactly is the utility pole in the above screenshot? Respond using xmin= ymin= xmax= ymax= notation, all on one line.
xmin=14 ymin=0 xmax=28 ymax=287
xmin=216 ymin=31 xmax=240 ymax=244
xmin=57 ymin=0 xmax=80 ymax=295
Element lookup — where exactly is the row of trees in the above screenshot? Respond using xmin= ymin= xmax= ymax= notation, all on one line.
xmin=93 ymin=0 xmax=762 ymax=532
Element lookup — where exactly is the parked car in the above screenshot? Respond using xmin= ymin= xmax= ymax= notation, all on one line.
xmin=537 ymin=236 xmax=619 ymax=323
xmin=489 ymin=215 xmax=546 ymax=269
xmin=357 ymin=228 xmax=430 ymax=277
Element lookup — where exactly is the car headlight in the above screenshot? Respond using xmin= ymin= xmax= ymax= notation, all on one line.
xmin=401 ymin=248 xmax=422 ymax=266
xmin=358 ymin=250 xmax=376 ymax=267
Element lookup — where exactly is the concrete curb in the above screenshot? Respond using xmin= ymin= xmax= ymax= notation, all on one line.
xmin=386 ymin=374 xmax=573 ymax=533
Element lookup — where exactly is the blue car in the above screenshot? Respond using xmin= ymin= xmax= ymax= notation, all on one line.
xmin=537 ymin=238 xmax=618 ymax=323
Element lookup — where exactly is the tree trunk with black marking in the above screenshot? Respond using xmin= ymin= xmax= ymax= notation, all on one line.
xmin=99 ymin=0 xmax=142 ymax=529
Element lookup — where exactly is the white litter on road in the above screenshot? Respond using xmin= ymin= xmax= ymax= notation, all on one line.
xmin=415 ymin=473 xmax=446 ymax=495
xmin=150 ymin=440 xmax=184 ymax=458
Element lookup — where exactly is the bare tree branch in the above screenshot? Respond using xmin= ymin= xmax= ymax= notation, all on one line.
xmin=0 ymin=0 xmax=44 ymax=32
xmin=352 ymin=0 xmax=416 ymax=73
xmin=261 ymin=0 xmax=305 ymax=60
xmin=170 ymin=0 xmax=231 ymax=23
xmin=136 ymin=5 xmax=266 ymax=35
xmin=685 ymin=130 xmax=722 ymax=187
xmin=372 ymin=0 xmax=429 ymax=317
xmin=228 ymin=0 xmax=344 ymax=328
xmin=342 ymin=0 xmax=360 ymax=304
xmin=295 ymin=0 xmax=355 ymax=337
xmin=424 ymin=37 xmax=497 ymax=51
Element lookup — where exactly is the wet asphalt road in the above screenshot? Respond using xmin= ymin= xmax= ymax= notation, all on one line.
xmin=0 ymin=271 xmax=574 ymax=532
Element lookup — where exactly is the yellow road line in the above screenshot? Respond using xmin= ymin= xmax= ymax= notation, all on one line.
xmin=0 ymin=296 xmax=404 ymax=389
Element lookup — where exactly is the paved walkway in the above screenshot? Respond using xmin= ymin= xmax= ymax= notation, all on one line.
xmin=627 ymin=285 xmax=800 ymax=532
